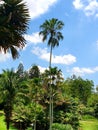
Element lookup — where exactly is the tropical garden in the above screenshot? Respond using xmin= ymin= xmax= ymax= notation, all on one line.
xmin=0 ymin=0 xmax=98 ymax=130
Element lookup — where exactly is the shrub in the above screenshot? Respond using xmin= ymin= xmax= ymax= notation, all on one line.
xmin=82 ymin=114 xmax=96 ymax=120
xmin=94 ymin=103 xmax=98 ymax=118
xmin=52 ymin=123 xmax=73 ymax=130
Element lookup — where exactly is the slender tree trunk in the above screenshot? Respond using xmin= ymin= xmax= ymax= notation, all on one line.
xmin=34 ymin=87 xmax=37 ymax=130
xmin=51 ymin=88 xmax=53 ymax=124
xmin=49 ymin=44 xmax=52 ymax=69
xmin=49 ymin=45 xmax=53 ymax=130
xmin=6 ymin=121 xmax=10 ymax=130
xmin=4 ymin=105 xmax=12 ymax=130
xmin=49 ymin=86 xmax=52 ymax=130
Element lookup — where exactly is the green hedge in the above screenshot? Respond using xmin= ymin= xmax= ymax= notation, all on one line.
xmin=52 ymin=123 xmax=73 ymax=130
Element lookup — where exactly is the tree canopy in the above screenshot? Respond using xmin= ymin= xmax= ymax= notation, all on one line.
xmin=0 ymin=0 xmax=29 ymax=59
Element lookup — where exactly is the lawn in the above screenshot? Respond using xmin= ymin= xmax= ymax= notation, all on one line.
xmin=0 ymin=111 xmax=17 ymax=130
xmin=80 ymin=119 xmax=98 ymax=130
xmin=0 ymin=111 xmax=6 ymax=130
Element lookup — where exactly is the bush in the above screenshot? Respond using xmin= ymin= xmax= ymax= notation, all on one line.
xmin=82 ymin=114 xmax=96 ymax=120
xmin=26 ymin=127 xmax=32 ymax=130
xmin=52 ymin=123 xmax=73 ymax=130
xmin=94 ymin=103 xmax=98 ymax=118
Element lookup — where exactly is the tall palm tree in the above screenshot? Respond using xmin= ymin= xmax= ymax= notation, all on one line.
xmin=0 ymin=69 xmax=18 ymax=130
xmin=39 ymin=18 xmax=64 ymax=130
xmin=0 ymin=0 xmax=29 ymax=59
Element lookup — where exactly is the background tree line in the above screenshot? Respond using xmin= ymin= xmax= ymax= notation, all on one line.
xmin=0 ymin=63 xmax=97 ymax=130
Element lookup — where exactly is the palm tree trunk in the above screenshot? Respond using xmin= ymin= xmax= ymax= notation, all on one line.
xmin=4 ymin=105 xmax=12 ymax=130
xmin=34 ymin=87 xmax=37 ymax=130
xmin=49 ymin=43 xmax=52 ymax=69
xmin=51 ymin=89 xmax=53 ymax=124
xmin=6 ymin=122 xmax=10 ymax=130
xmin=49 ymin=45 xmax=53 ymax=130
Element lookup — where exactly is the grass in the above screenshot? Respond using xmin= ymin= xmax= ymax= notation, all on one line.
xmin=0 ymin=111 xmax=6 ymax=130
xmin=0 ymin=111 xmax=17 ymax=130
xmin=79 ymin=117 xmax=98 ymax=130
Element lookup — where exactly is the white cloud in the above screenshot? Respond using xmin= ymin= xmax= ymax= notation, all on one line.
xmin=73 ymin=0 xmax=84 ymax=9
xmin=38 ymin=65 xmax=48 ymax=73
xmin=32 ymin=47 xmax=76 ymax=65
xmin=73 ymin=0 xmax=98 ymax=17
xmin=24 ymin=0 xmax=58 ymax=19
xmin=32 ymin=47 xmax=50 ymax=61
xmin=69 ymin=66 xmax=98 ymax=76
xmin=84 ymin=0 xmax=98 ymax=16
xmin=0 ymin=52 xmax=11 ymax=62
xmin=24 ymin=32 xmax=43 ymax=44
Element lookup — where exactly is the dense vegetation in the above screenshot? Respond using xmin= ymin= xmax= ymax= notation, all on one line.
xmin=0 ymin=63 xmax=98 ymax=130
xmin=0 ymin=1 xmax=98 ymax=130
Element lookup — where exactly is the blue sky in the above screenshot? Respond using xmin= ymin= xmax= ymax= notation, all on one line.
xmin=1 ymin=0 xmax=98 ymax=87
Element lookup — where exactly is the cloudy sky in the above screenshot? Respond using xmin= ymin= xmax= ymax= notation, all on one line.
xmin=1 ymin=0 xmax=98 ymax=87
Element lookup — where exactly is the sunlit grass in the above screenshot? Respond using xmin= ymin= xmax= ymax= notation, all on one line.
xmin=0 ymin=111 xmax=17 ymax=130
xmin=0 ymin=111 xmax=6 ymax=130
xmin=80 ymin=118 xmax=98 ymax=130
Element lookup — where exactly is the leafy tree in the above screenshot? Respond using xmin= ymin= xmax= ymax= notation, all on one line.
xmin=12 ymin=76 xmax=43 ymax=130
xmin=27 ymin=78 xmax=42 ymax=130
xmin=88 ymin=93 xmax=98 ymax=107
xmin=40 ymin=67 xmax=64 ymax=130
xmin=94 ymin=103 xmax=98 ymax=118
xmin=54 ymin=97 xmax=80 ymax=130
xmin=87 ymin=92 xmax=98 ymax=117
xmin=63 ymin=76 xmax=94 ymax=105
xmin=39 ymin=18 xmax=64 ymax=130
xmin=16 ymin=63 xmax=30 ymax=83
xmin=16 ymin=63 xmax=24 ymax=78
xmin=12 ymin=102 xmax=43 ymax=130
xmin=0 ymin=69 xmax=18 ymax=130
xmin=96 ymin=85 xmax=98 ymax=93
xmin=29 ymin=65 xmax=40 ymax=79
xmin=12 ymin=79 xmax=33 ymax=130
xmin=0 ymin=0 xmax=29 ymax=59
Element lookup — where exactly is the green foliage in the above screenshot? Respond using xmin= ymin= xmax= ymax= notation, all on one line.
xmin=63 ymin=76 xmax=94 ymax=105
xmin=78 ymin=103 xmax=94 ymax=116
xmin=88 ymin=93 xmax=98 ymax=107
xmin=12 ymin=103 xmax=43 ymax=130
xmin=26 ymin=127 xmax=32 ymax=130
xmin=0 ymin=64 xmax=97 ymax=130
xmin=0 ymin=0 xmax=30 ymax=59
xmin=82 ymin=114 xmax=96 ymax=120
xmin=0 ymin=69 xmax=18 ymax=130
xmin=94 ymin=103 xmax=98 ymax=118
xmin=29 ymin=65 xmax=40 ymax=79
xmin=39 ymin=18 xmax=64 ymax=48
xmin=52 ymin=123 xmax=73 ymax=130
xmin=54 ymin=97 xmax=80 ymax=130
xmin=16 ymin=63 xmax=24 ymax=78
